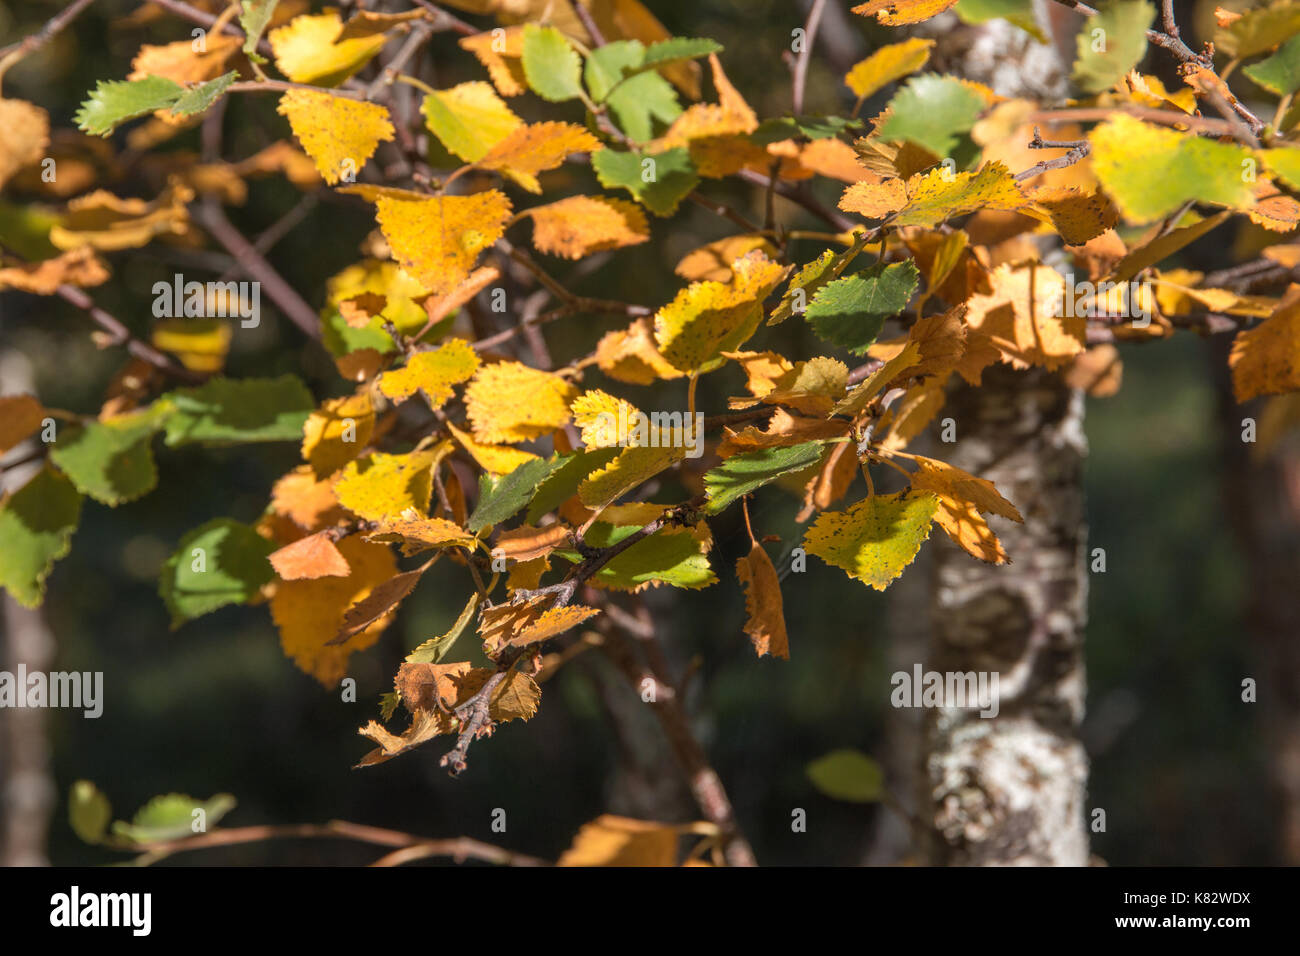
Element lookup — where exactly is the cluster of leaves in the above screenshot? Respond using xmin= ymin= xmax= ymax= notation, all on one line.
xmin=4 ymin=0 xmax=1300 ymax=783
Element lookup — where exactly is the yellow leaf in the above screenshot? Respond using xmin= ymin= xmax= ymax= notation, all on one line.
xmin=378 ymin=339 xmax=480 ymax=407
xmin=761 ymin=357 xmax=850 ymax=417
xmin=838 ymin=177 xmax=908 ymax=219
xmin=1028 ymin=186 xmax=1119 ymax=245
xmin=841 ymin=162 xmax=1024 ymax=228
xmin=151 ymin=318 xmax=231 ymax=373
xmin=302 ymin=392 xmax=375 ymax=478
xmin=459 ymin=27 xmax=527 ymax=97
xmin=507 ymin=603 xmax=601 ymax=648
xmin=594 ymin=318 xmax=684 ymax=384
xmin=572 ymin=389 xmax=643 ymax=448
xmin=964 ymin=262 xmax=1085 ymax=370
xmin=335 ymin=9 xmax=430 ymax=41
xmin=803 ymin=491 xmax=939 ymax=590
xmin=656 ymin=54 xmax=756 ymax=151
xmin=334 ymin=449 xmax=441 ymax=521
xmin=421 ymin=81 xmax=522 ymax=162
xmin=0 ymin=247 xmax=108 ymax=295
xmin=675 ymin=234 xmax=777 ymax=282
xmin=269 ymin=11 xmax=386 ymax=86
xmin=0 ymin=395 xmax=47 ymax=455
xmin=271 ymin=536 xmax=397 ymax=687
xmin=654 ymin=251 xmax=789 ymax=373
xmin=907 ymin=455 xmax=1022 ymax=565
xmin=523 ymin=195 xmax=649 ymax=259
xmin=1230 ymin=287 xmax=1300 ymax=402
xmin=476 ymin=122 xmax=602 ymax=192
xmin=128 ymin=34 xmax=241 ymax=84
xmin=496 ymin=523 xmax=571 ymax=563
xmin=276 ymin=89 xmax=394 ymax=186
xmin=373 ymin=190 xmax=512 ymax=295
xmin=463 ymin=361 xmax=577 ymax=443
xmin=736 ymin=542 xmax=789 ymax=658
xmin=845 ymin=37 xmax=934 ymax=99
xmin=50 ymin=183 xmax=192 ymax=251
xmin=578 ymin=443 xmax=684 ymax=510
xmin=0 ymin=99 xmax=50 ymax=189
xmin=558 ymin=815 xmax=679 ymax=867
xmin=852 ymin=0 xmax=960 ymax=24
xmin=270 ymin=465 xmax=347 ymax=532
xmin=269 ymin=530 xmax=351 ymax=580
xmin=446 ymin=421 xmax=539 ymax=474
xmin=365 ymin=514 xmax=477 ymax=553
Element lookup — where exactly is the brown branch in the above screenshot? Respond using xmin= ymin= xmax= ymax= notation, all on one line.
xmin=572 ymin=1 xmax=608 ymax=47
xmin=409 ymin=0 xmax=478 ymax=37
xmin=145 ymin=0 xmax=274 ymax=60
xmin=0 ymin=0 xmax=96 ymax=90
xmin=55 ymin=285 xmax=203 ymax=383
xmin=1031 ymin=106 xmax=1239 ymax=138
xmin=597 ymin=604 xmax=758 ymax=867
xmin=792 ymin=0 xmax=827 ymax=116
xmin=193 ymin=200 xmax=323 ymax=340
xmin=735 ymin=167 xmax=857 ymax=232
xmin=1047 ymin=0 xmax=1264 ymax=136
xmin=1014 ymin=126 xmax=1091 ymax=181
xmin=126 ymin=820 xmax=547 ymax=866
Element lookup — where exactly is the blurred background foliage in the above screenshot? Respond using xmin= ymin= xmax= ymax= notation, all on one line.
xmin=0 ymin=0 xmax=1279 ymax=864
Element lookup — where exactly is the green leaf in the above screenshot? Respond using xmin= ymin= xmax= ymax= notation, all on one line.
xmin=0 ymin=467 xmax=82 ymax=608
xmin=525 ymin=445 xmax=621 ymax=523
xmin=751 ymin=115 xmax=863 ymax=144
xmin=1245 ymin=32 xmax=1300 ymax=95
xmin=378 ymin=690 xmax=401 ymax=720
xmin=111 ymin=792 xmax=237 ymax=844
xmin=1089 ymin=115 xmax=1256 ymax=222
xmin=954 ymin=0 xmax=1045 ymax=40
xmin=171 ymin=71 xmax=239 ymax=117
xmin=161 ymin=375 xmax=314 ymax=446
xmin=806 ymin=260 xmax=919 ymax=355
xmin=1072 ymin=0 xmax=1153 ymax=94
xmin=584 ymin=40 xmax=683 ymax=140
xmin=75 ymin=75 xmax=185 ymax=136
xmin=768 ymin=240 xmax=867 ymax=326
xmin=592 ymin=146 xmax=699 ymax=216
xmin=48 ymin=405 xmax=171 ymax=506
xmin=703 ymin=441 xmax=830 ymax=514
xmin=1263 ymin=146 xmax=1300 ymax=190
xmin=69 ymin=780 xmax=112 ymax=845
xmin=640 ymin=37 xmax=723 ymax=70
xmin=468 ymin=453 xmax=573 ymax=532
xmin=238 ymin=0 xmax=279 ymax=62
xmin=585 ymin=41 xmax=644 ymax=101
xmin=159 ymin=518 xmax=276 ymax=626
xmin=806 ymin=749 xmax=884 ymax=803
xmin=608 ymin=71 xmax=682 ymax=142
xmin=407 ymin=592 xmax=479 ymax=664
xmin=1217 ymin=2 xmax=1300 ymax=59
xmin=521 ymin=24 xmax=584 ymax=102
xmin=878 ymin=74 xmax=986 ymax=159
xmin=803 ymin=491 xmax=938 ymax=590
xmin=557 ymin=523 xmax=715 ymax=590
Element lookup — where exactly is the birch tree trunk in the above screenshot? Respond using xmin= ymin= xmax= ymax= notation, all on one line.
xmin=914 ymin=9 xmax=1091 ymax=866
xmin=922 ymin=367 xmax=1090 ymax=865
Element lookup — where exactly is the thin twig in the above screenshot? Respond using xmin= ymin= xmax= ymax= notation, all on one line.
xmin=193 ymin=200 xmax=323 ymax=340
xmin=55 ymin=285 xmax=203 ymax=382
xmin=0 ymin=0 xmax=96 ymax=92
xmin=792 ymin=0 xmax=826 ymax=116
xmin=126 ymin=820 xmax=548 ymax=866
